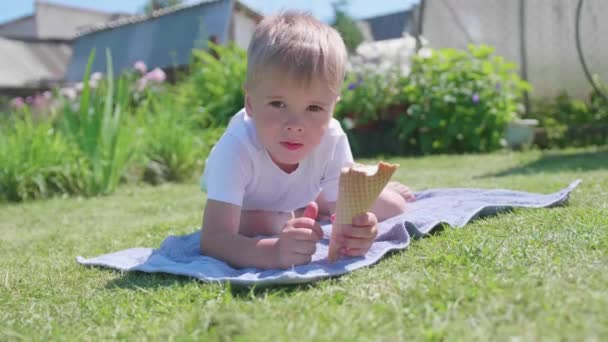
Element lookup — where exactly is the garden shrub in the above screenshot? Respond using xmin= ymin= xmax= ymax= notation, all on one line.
xmin=399 ymin=45 xmax=530 ymax=154
xmin=529 ymin=87 xmax=608 ymax=148
xmin=57 ymin=49 xmax=138 ymax=196
xmin=175 ymin=43 xmax=247 ymax=128
xmin=139 ymin=96 xmax=224 ymax=184
xmin=335 ymin=71 xmax=404 ymax=126
xmin=0 ymin=114 xmax=87 ymax=201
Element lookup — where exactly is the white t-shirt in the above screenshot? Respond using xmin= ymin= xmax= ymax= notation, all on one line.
xmin=201 ymin=108 xmax=353 ymax=212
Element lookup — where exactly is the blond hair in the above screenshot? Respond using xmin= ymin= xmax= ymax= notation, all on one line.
xmin=244 ymin=11 xmax=347 ymax=95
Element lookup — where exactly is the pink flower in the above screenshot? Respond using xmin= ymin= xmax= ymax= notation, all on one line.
xmin=42 ymin=91 xmax=52 ymax=100
xmin=60 ymin=87 xmax=77 ymax=100
xmin=137 ymin=78 xmax=148 ymax=91
xmin=10 ymin=97 xmax=25 ymax=109
xmin=33 ymin=93 xmax=47 ymax=107
xmin=145 ymin=68 xmax=166 ymax=83
xmin=134 ymin=60 xmax=147 ymax=74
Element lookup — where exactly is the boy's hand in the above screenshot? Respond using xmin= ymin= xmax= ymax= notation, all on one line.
xmin=274 ymin=202 xmax=323 ymax=269
xmin=335 ymin=212 xmax=378 ymax=257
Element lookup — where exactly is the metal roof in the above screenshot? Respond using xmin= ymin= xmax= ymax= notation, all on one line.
xmin=0 ymin=37 xmax=71 ymax=88
xmin=65 ymin=0 xmax=234 ymax=82
xmin=75 ymin=0 xmax=222 ymax=37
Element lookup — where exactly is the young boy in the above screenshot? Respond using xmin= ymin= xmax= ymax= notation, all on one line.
xmin=200 ymin=12 xmax=414 ymax=269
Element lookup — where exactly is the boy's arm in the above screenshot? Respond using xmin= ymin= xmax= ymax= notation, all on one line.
xmin=200 ymin=199 xmax=278 ymax=269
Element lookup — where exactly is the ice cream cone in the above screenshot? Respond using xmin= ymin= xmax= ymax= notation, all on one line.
xmin=328 ymin=161 xmax=399 ymax=262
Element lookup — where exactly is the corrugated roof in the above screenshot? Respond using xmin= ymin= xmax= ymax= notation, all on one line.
xmin=75 ymin=0 xmax=221 ymax=37
xmin=0 ymin=37 xmax=71 ymax=88
xmin=65 ymin=0 xmax=234 ymax=82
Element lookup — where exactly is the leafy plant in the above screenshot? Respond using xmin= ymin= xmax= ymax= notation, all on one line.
xmin=400 ymin=45 xmax=531 ymax=154
xmin=58 ymin=49 xmax=137 ymax=195
xmin=176 ymin=43 xmax=247 ymax=128
xmin=0 ymin=113 xmax=86 ymax=201
xmin=530 ymin=89 xmax=608 ymax=148
xmin=140 ymin=96 xmax=224 ymax=184
xmin=334 ymin=70 xmax=404 ymax=126
xmin=332 ymin=1 xmax=364 ymax=53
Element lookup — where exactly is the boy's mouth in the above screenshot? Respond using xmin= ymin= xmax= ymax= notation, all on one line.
xmin=280 ymin=141 xmax=303 ymax=150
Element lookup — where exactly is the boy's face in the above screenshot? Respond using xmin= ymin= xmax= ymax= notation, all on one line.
xmin=245 ymin=70 xmax=340 ymax=173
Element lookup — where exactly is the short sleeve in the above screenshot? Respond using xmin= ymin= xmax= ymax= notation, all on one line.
xmin=200 ymin=134 xmax=251 ymax=207
xmin=320 ymin=133 xmax=354 ymax=202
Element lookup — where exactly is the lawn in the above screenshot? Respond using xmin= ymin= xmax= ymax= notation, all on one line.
xmin=1 ymin=147 xmax=607 ymax=341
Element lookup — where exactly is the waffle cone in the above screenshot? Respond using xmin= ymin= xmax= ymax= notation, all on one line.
xmin=328 ymin=161 xmax=399 ymax=262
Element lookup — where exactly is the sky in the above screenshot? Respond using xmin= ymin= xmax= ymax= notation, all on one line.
xmin=0 ymin=0 xmax=419 ymax=24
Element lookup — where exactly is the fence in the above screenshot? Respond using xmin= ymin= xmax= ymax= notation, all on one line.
xmin=420 ymin=0 xmax=608 ymax=101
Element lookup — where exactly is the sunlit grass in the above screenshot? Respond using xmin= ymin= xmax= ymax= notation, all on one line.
xmin=1 ymin=147 xmax=607 ymax=340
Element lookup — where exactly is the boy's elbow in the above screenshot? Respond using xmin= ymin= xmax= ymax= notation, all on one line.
xmin=199 ymin=228 xmax=215 ymax=255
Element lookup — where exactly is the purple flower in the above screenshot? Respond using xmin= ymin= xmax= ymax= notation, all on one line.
xmin=10 ymin=97 xmax=25 ymax=109
xmin=42 ymin=91 xmax=52 ymax=100
xmin=347 ymin=76 xmax=363 ymax=91
xmin=472 ymin=93 xmax=480 ymax=104
xmin=134 ymin=60 xmax=147 ymax=74
xmin=495 ymin=83 xmax=502 ymax=91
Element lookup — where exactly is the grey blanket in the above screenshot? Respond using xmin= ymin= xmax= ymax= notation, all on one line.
xmin=77 ymin=180 xmax=580 ymax=285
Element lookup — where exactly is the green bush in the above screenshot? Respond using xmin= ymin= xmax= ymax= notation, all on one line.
xmin=139 ymin=96 xmax=224 ymax=184
xmin=530 ymin=89 xmax=608 ymax=148
xmin=399 ymin=45 xmax=531 ymax=154
xmin=176 ymin=43 xmax=247 ymax=128
xmin=334 ymin=71 xmax=404 ymax=126
xmin=0 ymin=114 xmax=86 ymax=201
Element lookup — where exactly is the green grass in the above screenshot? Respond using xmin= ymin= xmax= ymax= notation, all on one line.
xmin=1 ymin=147 xmax=607 ymax=341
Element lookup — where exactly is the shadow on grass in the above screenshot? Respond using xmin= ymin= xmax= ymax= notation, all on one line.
xmin=478 ymin=148 xmax=608 ymax=178
xmin=100 ymin=266 xmax=325 ymax=297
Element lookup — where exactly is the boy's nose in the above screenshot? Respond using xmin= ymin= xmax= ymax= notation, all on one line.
xmin=285 ymin=125 xmax=303 ymax=132
xmin=284 ymin=115 xmax=304 ymax=132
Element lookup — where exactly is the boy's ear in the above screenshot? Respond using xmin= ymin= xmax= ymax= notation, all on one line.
xmin=244 ymin=93 xmax=253 ymax=117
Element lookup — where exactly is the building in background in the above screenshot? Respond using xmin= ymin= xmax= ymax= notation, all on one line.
xmin=0 ymin=0 xmax=261 ymax=96
xmin=357 ymin=9 xmax=418 ymax=42
xmin=0 ymin=1 xmax=128 ymax=96
xmin=421 ymin=0 xmax=608 ymax=99
xmin=65 ymin=0 xmax=261 ymax=82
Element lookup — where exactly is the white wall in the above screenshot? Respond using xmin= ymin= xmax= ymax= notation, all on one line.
xmin=422 ymin=0 xmax=608 ymax=99
xmin=35 ymin=2 xmax=117 ymax=39
xmin=231 ymin=10 xmax=256 ymax=50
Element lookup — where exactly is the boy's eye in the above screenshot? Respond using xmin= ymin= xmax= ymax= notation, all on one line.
xmin=269 ymin=101 xmax=286 ymax=109
xmin=308 ymin=105 xmax=324 ymax=112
